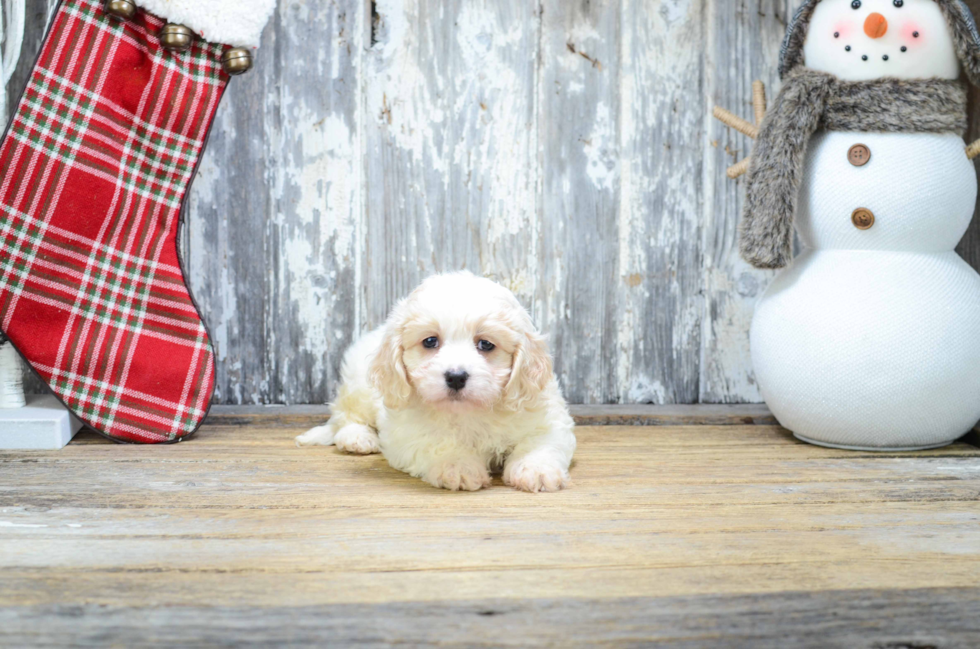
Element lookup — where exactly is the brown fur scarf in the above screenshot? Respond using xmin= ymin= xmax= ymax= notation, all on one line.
xmin=741 ymin=68 xmax=967 ymax=269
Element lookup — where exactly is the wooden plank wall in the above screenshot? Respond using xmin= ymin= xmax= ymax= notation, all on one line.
xmin=6 ymin=0 xmax=980 ymax=405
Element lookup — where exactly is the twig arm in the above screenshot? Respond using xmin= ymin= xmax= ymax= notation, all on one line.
xmin=712 ymin=106 xmax=759 ymax=140
xmin=713 ymin=81 xmax=766 ymax=180
xmin=727 ymin=158 xmax=751 ymax=179
xmin=967 ymin=139 xmax=980 ymax=160
xmin=752 ymin=81 xmax=767 ymax=126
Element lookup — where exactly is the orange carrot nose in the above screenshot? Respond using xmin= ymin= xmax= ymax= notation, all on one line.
xmin=864 ymin=12 xmax=888 ymax=39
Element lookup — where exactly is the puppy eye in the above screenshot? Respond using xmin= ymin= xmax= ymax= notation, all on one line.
xmin=477 ymin=340 xmax=496 ymax=352
xmin=422 ymin=337 xmax=439 ymax=349
xmin=851 ymin=0 xmax=861 ymax=8
xmin=893 ymin=0 xmax=903 ymax=6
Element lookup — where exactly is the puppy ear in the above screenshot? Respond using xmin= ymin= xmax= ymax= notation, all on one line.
xmin=504 ymin=327 xmax=553 ymax=410
xmin=369 ymin=308 xmax=413 ymax=409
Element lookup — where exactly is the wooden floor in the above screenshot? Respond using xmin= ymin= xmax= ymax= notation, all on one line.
xmin=2 ymin=408 xmax=980 ymax=647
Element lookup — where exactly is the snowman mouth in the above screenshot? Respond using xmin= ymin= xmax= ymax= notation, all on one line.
xmin=858 ymin=51 xmax=900 ymax=62
xmin=839 ymin=30 xmax=916 ymax=62
xmin=845 ymin=46 xmax=906 ymax=62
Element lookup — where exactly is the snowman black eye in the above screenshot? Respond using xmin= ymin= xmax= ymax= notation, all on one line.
xmin=893 ymin=0 xmax=903 ymax=6
xmin=851 ymin=0 xmax=861 ymax=8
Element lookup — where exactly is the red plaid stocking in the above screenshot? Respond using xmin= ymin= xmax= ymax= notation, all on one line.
xmin=0 ymin=0 xmax=268 ymax=442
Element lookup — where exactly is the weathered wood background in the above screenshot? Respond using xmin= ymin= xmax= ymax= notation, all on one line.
xmin=8 ymin=0 xmax=980 ymax=405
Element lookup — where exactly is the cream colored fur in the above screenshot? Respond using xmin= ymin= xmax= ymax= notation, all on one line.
xmin=296 ymin=273 xmax=577 ymax=493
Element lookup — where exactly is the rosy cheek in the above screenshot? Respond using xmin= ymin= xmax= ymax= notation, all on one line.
xmin=834 ymin=21 xmax=856 ymax=40
xmin=900 ymin=21 xmax=924 ymax=46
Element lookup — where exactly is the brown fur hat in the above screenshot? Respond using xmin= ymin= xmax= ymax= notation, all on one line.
xmin=778 ymin=0 xmax=980 ymax=85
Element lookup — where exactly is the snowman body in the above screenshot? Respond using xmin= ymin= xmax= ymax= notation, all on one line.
xmin=746 ymin=0 xmax=980 ymax=449
xmin=751 ymin=130 xmax=980 ymax=449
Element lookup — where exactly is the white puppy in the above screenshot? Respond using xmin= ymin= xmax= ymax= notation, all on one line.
xmin=296 ymin=272 xmax=576 ymax=492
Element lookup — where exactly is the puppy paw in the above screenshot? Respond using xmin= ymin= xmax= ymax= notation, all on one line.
xmin=504 ymin=459 xmax=571 ymax=493
xmin=333 ymin=424 xmax=381 ymax=455
xmin=295 ymin=425 xmax=335 ymax=447
xmin=425 ymin=461 xmax=492 ymax=492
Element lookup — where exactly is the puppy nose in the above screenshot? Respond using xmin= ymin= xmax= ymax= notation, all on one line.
xmin=864 ymin=13 xmax=888 ymax=39
xmin=445 ymin=370 xmax=469 ymax=391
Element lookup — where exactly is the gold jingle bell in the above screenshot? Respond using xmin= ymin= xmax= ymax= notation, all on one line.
xmin=159 ymin=23 xmax=195 ymax=52
xmin=221 ymin=48 xmax=254 ymax=76
xmin=104 ymin=0 xmax=137 ymax=20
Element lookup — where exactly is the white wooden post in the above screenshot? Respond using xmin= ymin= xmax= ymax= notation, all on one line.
xmin=0 ymin=336 xmax=26 ymax=409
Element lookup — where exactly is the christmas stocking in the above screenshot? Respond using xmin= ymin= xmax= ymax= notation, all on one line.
xmin=0 ymin=0 xmax=274 ymax=442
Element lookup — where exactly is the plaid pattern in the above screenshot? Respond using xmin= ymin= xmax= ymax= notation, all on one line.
xmin=0 ymin=0 xmax=229 ymax=442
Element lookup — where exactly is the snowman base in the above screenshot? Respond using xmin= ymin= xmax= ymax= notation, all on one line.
xmin=752 ymin=248 xmax=980 ymax=453
xmin=792 ymin=432 xmax=958 ymax=452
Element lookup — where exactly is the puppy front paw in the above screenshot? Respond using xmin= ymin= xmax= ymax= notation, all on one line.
xmin=425 ymin=461 xmax=492 ymax=492
xmin=334 ymin=424 xmax=381 ymax=455
xmin=296 ymin=424 xmax=335 ymax=447
xmin=504 ymin=459 xmax=571 ymax=493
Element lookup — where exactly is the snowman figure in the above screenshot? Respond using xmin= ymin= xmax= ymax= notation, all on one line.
xmin=717 ymin=0 xmax=980 ymax=450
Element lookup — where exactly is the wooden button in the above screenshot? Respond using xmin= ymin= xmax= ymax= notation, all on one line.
xmin=848 ymin=144 xmax=871 ymax=167
xmin=852 ymin=208 xmax=875 ymax=230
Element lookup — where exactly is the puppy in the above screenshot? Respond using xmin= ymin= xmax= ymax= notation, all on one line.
xmin=296 ymin=272 xmax=576 ymax=492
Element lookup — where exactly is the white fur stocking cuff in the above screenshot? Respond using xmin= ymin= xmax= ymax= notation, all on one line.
xmin=137 ymin=0 xmax=276 ymax=48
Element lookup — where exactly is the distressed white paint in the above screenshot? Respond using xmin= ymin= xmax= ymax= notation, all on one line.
xmin=699 ymin=0 xmax=793 ymax=404
xmin=0 ymin=521 xmax=47 ymax=528
xmin=616 ymin=0 xmax=703 ymax=404
xmin=9 ymin=0 xmax=980 ymax=406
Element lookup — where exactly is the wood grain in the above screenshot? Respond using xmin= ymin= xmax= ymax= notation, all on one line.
xmin=363 ymin=0 xmax=540 ymax=322
xmin=614 ymin=0 xmax=704 ymax=404
xmin=3 ymin=589 xmax=980 ymax=648
xmin=201 ymin=403 xmax=780 ymax=428
xmin=185 ymin=0 xmax=366 ymax=405
xmin=536 ymin=0 xmax=619 ymax=404
xmin=699 ymin=1 xmax=794 ymax=404
xmin=2 ymin=421 xmax=980 ymax=644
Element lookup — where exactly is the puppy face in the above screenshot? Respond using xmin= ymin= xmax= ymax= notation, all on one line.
xmin=370 ymin=273 xmax=552 ymax=412
xmin=401 ymin=315 xmax=514 ymax=411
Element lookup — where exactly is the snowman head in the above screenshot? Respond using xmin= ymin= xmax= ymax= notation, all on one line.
xmin=780 ymin=0 xmax=980 ymax=84
xmin=805 ymin=0 xmax=958 ymax=80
